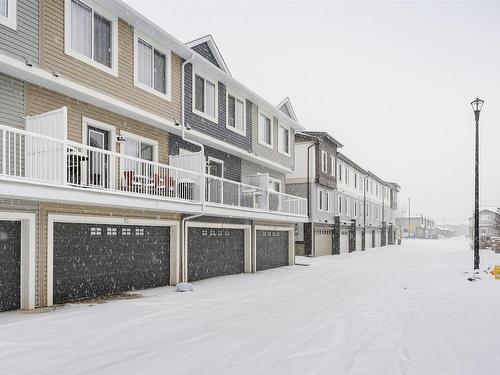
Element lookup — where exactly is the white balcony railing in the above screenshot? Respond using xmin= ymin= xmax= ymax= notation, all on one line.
xmin=0 ymin=124 xmax=307 ymax=217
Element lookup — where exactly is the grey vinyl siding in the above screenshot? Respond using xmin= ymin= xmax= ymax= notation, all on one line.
xmin=184 ymin=64 xmax=252 ymax=152
xmin=0 ymin=74 xmax=24 ymax=128
xmin=251 ymin=103 xmax=294 ymax=170
xmin=169 ymin=134 xmax=241 ymax=182
xmin=0 ymin=0 xmax=39 ymax=64
xmin=317 ymin=142 xmax=337 ymax=189
xmin=191 ymin=42 xmax=220 ymax=68
xmin=0 ymin=199 xmax=40 ymax=307
xmin=241 ymin=159 xmax=286 ymax=191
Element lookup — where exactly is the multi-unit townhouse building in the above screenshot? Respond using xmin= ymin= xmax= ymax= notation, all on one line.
xmin=468 ymin=207 xmax=500 ymax=241
xmin=287 ymin=132 xmax=400 ymax=256
xmin=397 ymin=216 xmax=435 ymax=238
xmin=0 ymin=0 xmax=308 ymax=312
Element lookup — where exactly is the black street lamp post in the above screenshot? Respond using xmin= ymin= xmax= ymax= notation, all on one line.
xmin=471 ymin=97 xmax=484 ymax=270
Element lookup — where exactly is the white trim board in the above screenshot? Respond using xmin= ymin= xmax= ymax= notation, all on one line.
xmin=0 ymin=211 xmax=36 ymax=310
xmin=46 ymin=214 xmax=181 ymax=306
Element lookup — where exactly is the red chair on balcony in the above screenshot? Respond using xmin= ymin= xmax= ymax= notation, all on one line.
xmin=123 ymin=170 xmax=143 ymax=193
xmin=154 ymin=173 xmax=176 ymax=197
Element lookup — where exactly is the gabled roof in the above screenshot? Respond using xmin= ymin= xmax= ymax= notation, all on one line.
xmin=299 ymin=131 xmax=344 ymax=148
xmin=277 ymin=97 xmax=298 ymax=122
xmin=186 ymin=34 xmax=231 ymax=76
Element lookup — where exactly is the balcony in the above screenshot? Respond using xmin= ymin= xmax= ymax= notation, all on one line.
xmin=0 ymin=113 xmax=307 ymax=219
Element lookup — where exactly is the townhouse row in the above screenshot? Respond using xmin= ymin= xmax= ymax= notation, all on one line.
xmin=0 ymin=0 xmax=399 ymax=313
xmin=287 ymin=132 xmax=400 ymax=256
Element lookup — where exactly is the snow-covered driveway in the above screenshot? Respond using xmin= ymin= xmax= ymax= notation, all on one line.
xmin=1 ymin=238 xmax=500 ymax=375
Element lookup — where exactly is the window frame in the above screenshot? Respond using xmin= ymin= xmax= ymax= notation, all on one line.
xmin=192 ymin=69 xmax=218 ymax=123
xmin=133 ymin=31 xmax=172 ymax=101
xmin=258 ymin=112 xmax=274 ymax=149
xmin=225 ymin=90 xmax=246 ymax=136
xmin=278 ymin=124 xmax=291 ymax=156
xmin=119 ymin=130 xmax=159 ymax=163
xmin=0 ymin=0 xmax=16 ymax=30
xmin=317 ymin=189 xmax=324 ymax=212
xmin=268 ymin=176 xmax=282 ymax=192
xmin=64 ymin=0 xmax=119 ymax=76
xmin=320 ymin=150 xmax=328 ymax=173
xmin=326 ymin=192 xmax=331 ymax=212
xmin=330 ymin=155 xmax=335 ymax=176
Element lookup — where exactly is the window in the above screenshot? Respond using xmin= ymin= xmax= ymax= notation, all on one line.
xmin=338 ymin=163 xmax=342 ymax=182
xmin=0 ymin=0 xmax=16 ymax=29
xmin=321 ymin=151 xmax=328 ymax=173
xmin=122 ymin=227 xmax=132 ymax=236
xmin=121 ymin=131 xmax=158 ymax=176
xmin=258 ymin=113 xmax=273 ymax=147
xmin=318 ymin=189 xmax=324 ymax=211
xmin=354 ymin=201 xmax=358 ymax=217
xmin=66 ymin=0 xmax=117 ymax=74
xmin=135 ymin=34 xmax=171 ymax=99
xmin=106 ymin=227 xmax=117 ymax=236
xmin=90 ymin=227 xmax=101 ymax=236
xmin=268 ymin=177 xmax=282 ymax=192
xmin=338 ymin=195 xmax=342 ymax=214
xmin=345 ymin=167 xmax=349 ymax=185
xmin=193 ymin=71 xmax=217 ymax=121
xmin=330 ymin=155 xmax=335 ymax=176
xmin=326 ymin=192 xmax=331 ymax=212
xmin=354 ymin=173 xmax=358 ymax=188
xmin=278 ymin=125 xmax=290 ymax=155
xmin=227 ymin=93 xmax=245 ymax=134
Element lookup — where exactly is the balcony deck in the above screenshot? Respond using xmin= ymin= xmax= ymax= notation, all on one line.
xmin=0 ymin=124 xmax=307 ymax=221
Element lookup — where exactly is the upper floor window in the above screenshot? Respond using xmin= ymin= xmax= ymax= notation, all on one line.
xmin=134 ymin=33 xmax=171 ymax=100
xmin=338 ymin=195 xmax=342 ymax=214
xmin=278 ymin=125 xmax=290 ymax=155
xmin=268 ymin=177 xmax=282 ymax=192
xmin=226 ymin=93 xmax=245 ymax=135
xmin=321 ymin=151 xmax=328 ymax=173
xmin=318 ymin=189 xmax=324 ymax=211
xmin=330 ymin=155 xmax=335 ymax=176
xmin=193 ymin=71 xmax=217 ymax=122
xmin=0 ymin=0 xmax=16 ymax=30
xmin=345 ymin=167 xmax=349 ymax=185
xmin=258 ymin=113 xmax=273 ymax=148
xmin=338 ymin=163 xmax=343 ymax=182
xmin=326 ymin=192 xmax=331 ymax=212
xmin=66 ymin=0 xmax=118 ymax=75
xmin=354 ymin=173 xmax=358 ymax=188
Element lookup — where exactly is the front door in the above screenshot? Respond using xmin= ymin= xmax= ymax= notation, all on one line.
xmin=88 ymin=127 xmax=109 ymax=188
xmin=206 ymin=158 xmax=223 ymax=203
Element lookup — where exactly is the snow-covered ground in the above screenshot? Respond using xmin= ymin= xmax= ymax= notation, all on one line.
xmin=2 ymin=237 xmax=500 ymax=375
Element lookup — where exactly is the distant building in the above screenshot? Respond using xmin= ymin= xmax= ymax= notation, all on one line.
xmin=397 ymin=216 xmax=435 ymax=238
xmin=468 ymin=207 xmax=500 ymax=240
xmin=432 ymin=227 xmax=455 ymax=238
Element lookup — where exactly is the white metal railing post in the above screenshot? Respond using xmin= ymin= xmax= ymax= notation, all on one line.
xmin=62 ymin=139 xmax=67 ymax=185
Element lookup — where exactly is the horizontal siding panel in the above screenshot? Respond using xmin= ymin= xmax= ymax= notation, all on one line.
xmin=0 ymin=73 xmax=25 ymax=128
xmin=0 ymin=0 xmax=39 ymax=64
xmin=42 ymin=0 xmax=181 ymax=122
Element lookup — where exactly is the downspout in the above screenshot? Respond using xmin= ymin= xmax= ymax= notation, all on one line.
xmin=306 ymin=141 xmax=317 ymax=256
xmin=363 ymin=174 xmax=367 ymax=250
xmin=180 ymin=52 xmax=206 ymax=282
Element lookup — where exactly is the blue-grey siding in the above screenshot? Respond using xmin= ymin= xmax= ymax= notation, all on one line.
xmin=0 ymin=73 xmax=24 ymax=128
xmin=192 ymin=42 xmax=220 ymax=68
xmin=251 ymin=102 xmax=294 ymax=170
xmin=0 ymin=0 xmax=39 ymax=64
xmin=169 ymin=134 xmax=242 ymax=182
xmin=184 ymin=64 xmax=252 ymax=152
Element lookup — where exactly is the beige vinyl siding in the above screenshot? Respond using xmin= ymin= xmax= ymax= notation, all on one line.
xmin=37 ymin=203 xmax=181 ymax=307
xmin=251 ymin=102 xmax=294 ymax=170
xmin=26 ymin=84 xmax=170 ymax=164
xmin=40 ymin=0 xmax=181 ymax=122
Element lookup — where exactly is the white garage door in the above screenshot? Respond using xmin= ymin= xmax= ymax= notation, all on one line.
xmin=340 ymin=229 xmax=349 ymax=254
xmin=315 ymin=227 xmax=332 ymax=257
xmin=356 ymin=228 xmax=363 ymax=251
xmin=375 ymin=230 xmax=381 ymax=248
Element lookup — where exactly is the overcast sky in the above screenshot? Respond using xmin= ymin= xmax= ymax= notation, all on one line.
xmin=125 ymin=0 xmax=500 ymax=225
